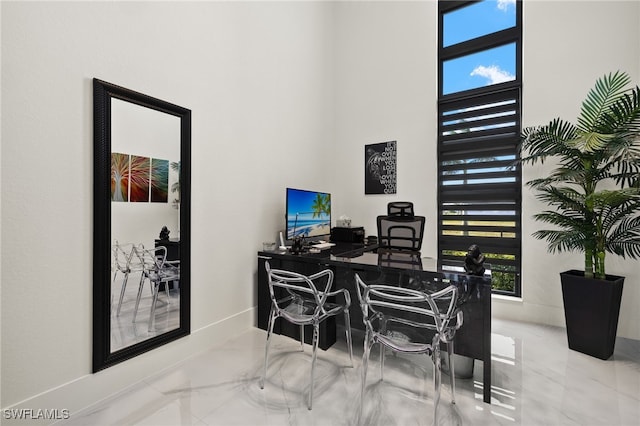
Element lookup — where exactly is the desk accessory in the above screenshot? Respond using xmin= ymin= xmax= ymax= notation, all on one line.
xmin=464 ymin=244 xmax=486 ymax=276
xmin=291 ymin=236 xmax=305 ymax=254
xmin=263 ymin=242 xmax=276 ymax=251
xmin=331 ymin=226 xmax=364 ymax=243
xmin=159 ymin=226 xmax=170 ymax=240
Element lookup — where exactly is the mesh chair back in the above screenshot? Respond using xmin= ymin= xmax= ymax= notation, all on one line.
xmin=377 ymin=215 xmax=425 ymax=251
xmin=377 ymin=250 xmax=423 ymax=270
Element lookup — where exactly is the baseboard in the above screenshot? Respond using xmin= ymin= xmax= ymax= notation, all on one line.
xmin=1 ymin=307 xmax=256 ymax=426
xmin=492 ymin=297 xmax=565 ymax=329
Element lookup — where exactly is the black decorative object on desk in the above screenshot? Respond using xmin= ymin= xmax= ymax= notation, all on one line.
xmin=290 ymin=236 xmax=305 ymax=255
xmin=159 ymin=226 xmax=170 ymax=240
xmin=464 ymin=244 xmax=486 ymax=276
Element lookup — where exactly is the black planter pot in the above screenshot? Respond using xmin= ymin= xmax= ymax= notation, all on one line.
xmin=560 ymin=270 xmax=624 ymax=360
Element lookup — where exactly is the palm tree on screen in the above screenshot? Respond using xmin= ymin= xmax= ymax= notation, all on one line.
xmin=311 ymin=193 xmax=330 ymax=218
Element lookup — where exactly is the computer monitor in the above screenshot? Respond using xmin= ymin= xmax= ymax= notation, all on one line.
xmin=286 ymin=188 xmax=331 ymax=240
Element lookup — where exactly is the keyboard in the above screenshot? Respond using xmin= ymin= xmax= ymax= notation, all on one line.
xmin=312 ymin=242 xmax=335 ymax=249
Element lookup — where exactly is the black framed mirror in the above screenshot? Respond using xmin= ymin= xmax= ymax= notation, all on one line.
xmin=93 ymin=79 xmax=191 ymax=372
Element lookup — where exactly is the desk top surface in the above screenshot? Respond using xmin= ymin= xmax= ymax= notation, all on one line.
xmin=259 ymin=243 xmax=492 ymax=283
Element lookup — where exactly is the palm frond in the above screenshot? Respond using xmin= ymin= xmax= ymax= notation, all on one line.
xmin=577 ymin=71 xmax=631 ymax=131
xmin=520 ymin=119 xmax=579 ymax=165
xmin=600 ymin=86 xmax=640 ymax=133
xmin=605 ymin=216 xmax=640 ymax=258
xmin=566 ymin=130 xmax=614 ymax=153
xmin=591 ymin=188 xmax=640 ymax=209
xmin=535 ymin=186 xmax=586 ymax=212
xmin=533 ymin=211 xmax=590 ymax=230
xmin=532 ymin=228 xmax=588 ymax=253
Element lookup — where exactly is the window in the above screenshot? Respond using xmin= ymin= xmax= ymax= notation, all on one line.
xmin=438 ymin=0 xmax=522 ymax=296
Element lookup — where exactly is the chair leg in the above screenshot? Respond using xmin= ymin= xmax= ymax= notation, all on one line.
xmin=344 ymin=310 xmax=353 ymax=367
xmin=260 ymin=308 xmax=277 ymax=389
xmin=447 ymin=340 xmax=456 ymax=404
xmin=116 ymin=272 xmax=130 ymax=316
xmin=433 ymin=345 xmax=442 ymax=426
xmin=300 ymin=325 xmax=305 ymax=351
xmin=360 ymin=331 xmax=372 ymax=419
xmin=380 ymin=321 xmax=387 ymax=381
xmin=148 ymin=282 xmax=160 ymax=332
xmin=113 ymin=269 xmax=119 ymax=307
xmin=132 ymin=275 xmax=146 ymax=323
xmin=308 ymin=324 xmax=320 ymax=410
xmin=380 ymin=343 xmax=385 ymax=381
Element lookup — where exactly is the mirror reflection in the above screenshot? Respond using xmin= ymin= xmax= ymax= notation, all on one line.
xmin=110 ymin=98 xmax=182 ymax=352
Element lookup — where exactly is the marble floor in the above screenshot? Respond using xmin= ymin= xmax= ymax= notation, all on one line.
xmin=61 ymin=319 xmax=639 ymax=426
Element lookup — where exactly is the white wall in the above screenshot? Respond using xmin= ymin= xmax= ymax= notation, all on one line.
xmin=2 ymin=0 xmax=640 ymax=421
xmin=332 ymin=0 xmax=440 ymax=257
xmin=1 ymin=0 xmax=335 ymax=418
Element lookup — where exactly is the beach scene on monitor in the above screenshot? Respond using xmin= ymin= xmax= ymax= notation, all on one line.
xmin=286 ymin=189 xmax=331 ymax=239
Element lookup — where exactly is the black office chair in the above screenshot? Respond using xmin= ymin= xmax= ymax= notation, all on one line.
xmin=377 ymin=215 xmax=425 ymax=252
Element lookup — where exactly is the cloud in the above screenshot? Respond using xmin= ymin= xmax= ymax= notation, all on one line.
xmin=470 ymin=65 xmax=515 ymax=85
xmin=497 ymin=0 xmax=516 ymax=11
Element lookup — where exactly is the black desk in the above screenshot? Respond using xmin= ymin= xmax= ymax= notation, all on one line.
xmin=155 ymin=238 xmax=180 ymax=261
xmin=155 ymin=238 xmax=180 ymax=291
xmin=257 ymin=243 xmax=492 ymax=404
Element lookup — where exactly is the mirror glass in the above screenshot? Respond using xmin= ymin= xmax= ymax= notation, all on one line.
xmin=93 ymin=79 xmax=191 ymax=371
xmin=110 ymin=98 xmax=181 ymax=351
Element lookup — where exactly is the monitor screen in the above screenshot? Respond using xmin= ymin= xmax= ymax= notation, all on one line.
xmin=286 ymin=188 xmax=331 ymax=239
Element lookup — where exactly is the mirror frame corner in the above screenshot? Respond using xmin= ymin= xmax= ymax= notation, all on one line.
xmin=92 ymin=78 xmax=191 ymax=372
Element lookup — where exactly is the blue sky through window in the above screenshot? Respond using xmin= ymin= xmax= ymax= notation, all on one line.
xmin=443 ymin=0 xmax=516 ymax=95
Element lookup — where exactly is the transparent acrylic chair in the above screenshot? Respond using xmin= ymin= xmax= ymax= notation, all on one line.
xmin=355 ymin=273 xmax=463 ymax=424
xmin=112 ymin=242 xmax=145 ymax=316
xmin=259 ymin=261 xmax=354 ymax=410
xmin=132 ymin=246 xmax=180 ymax=332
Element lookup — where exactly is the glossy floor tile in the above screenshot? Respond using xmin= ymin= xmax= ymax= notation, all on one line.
xmin=111 ymin=273 xmax=181 ymax=352
xmin=61 ymin=319 xmax=640 ymax=425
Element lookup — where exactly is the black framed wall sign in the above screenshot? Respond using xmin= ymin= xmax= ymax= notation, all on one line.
xmin=365 ymin=140 xmax=397 ymax=194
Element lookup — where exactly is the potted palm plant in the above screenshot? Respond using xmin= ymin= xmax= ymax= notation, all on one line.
xmin=520 ymin=71 xmax=640 ymax=359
